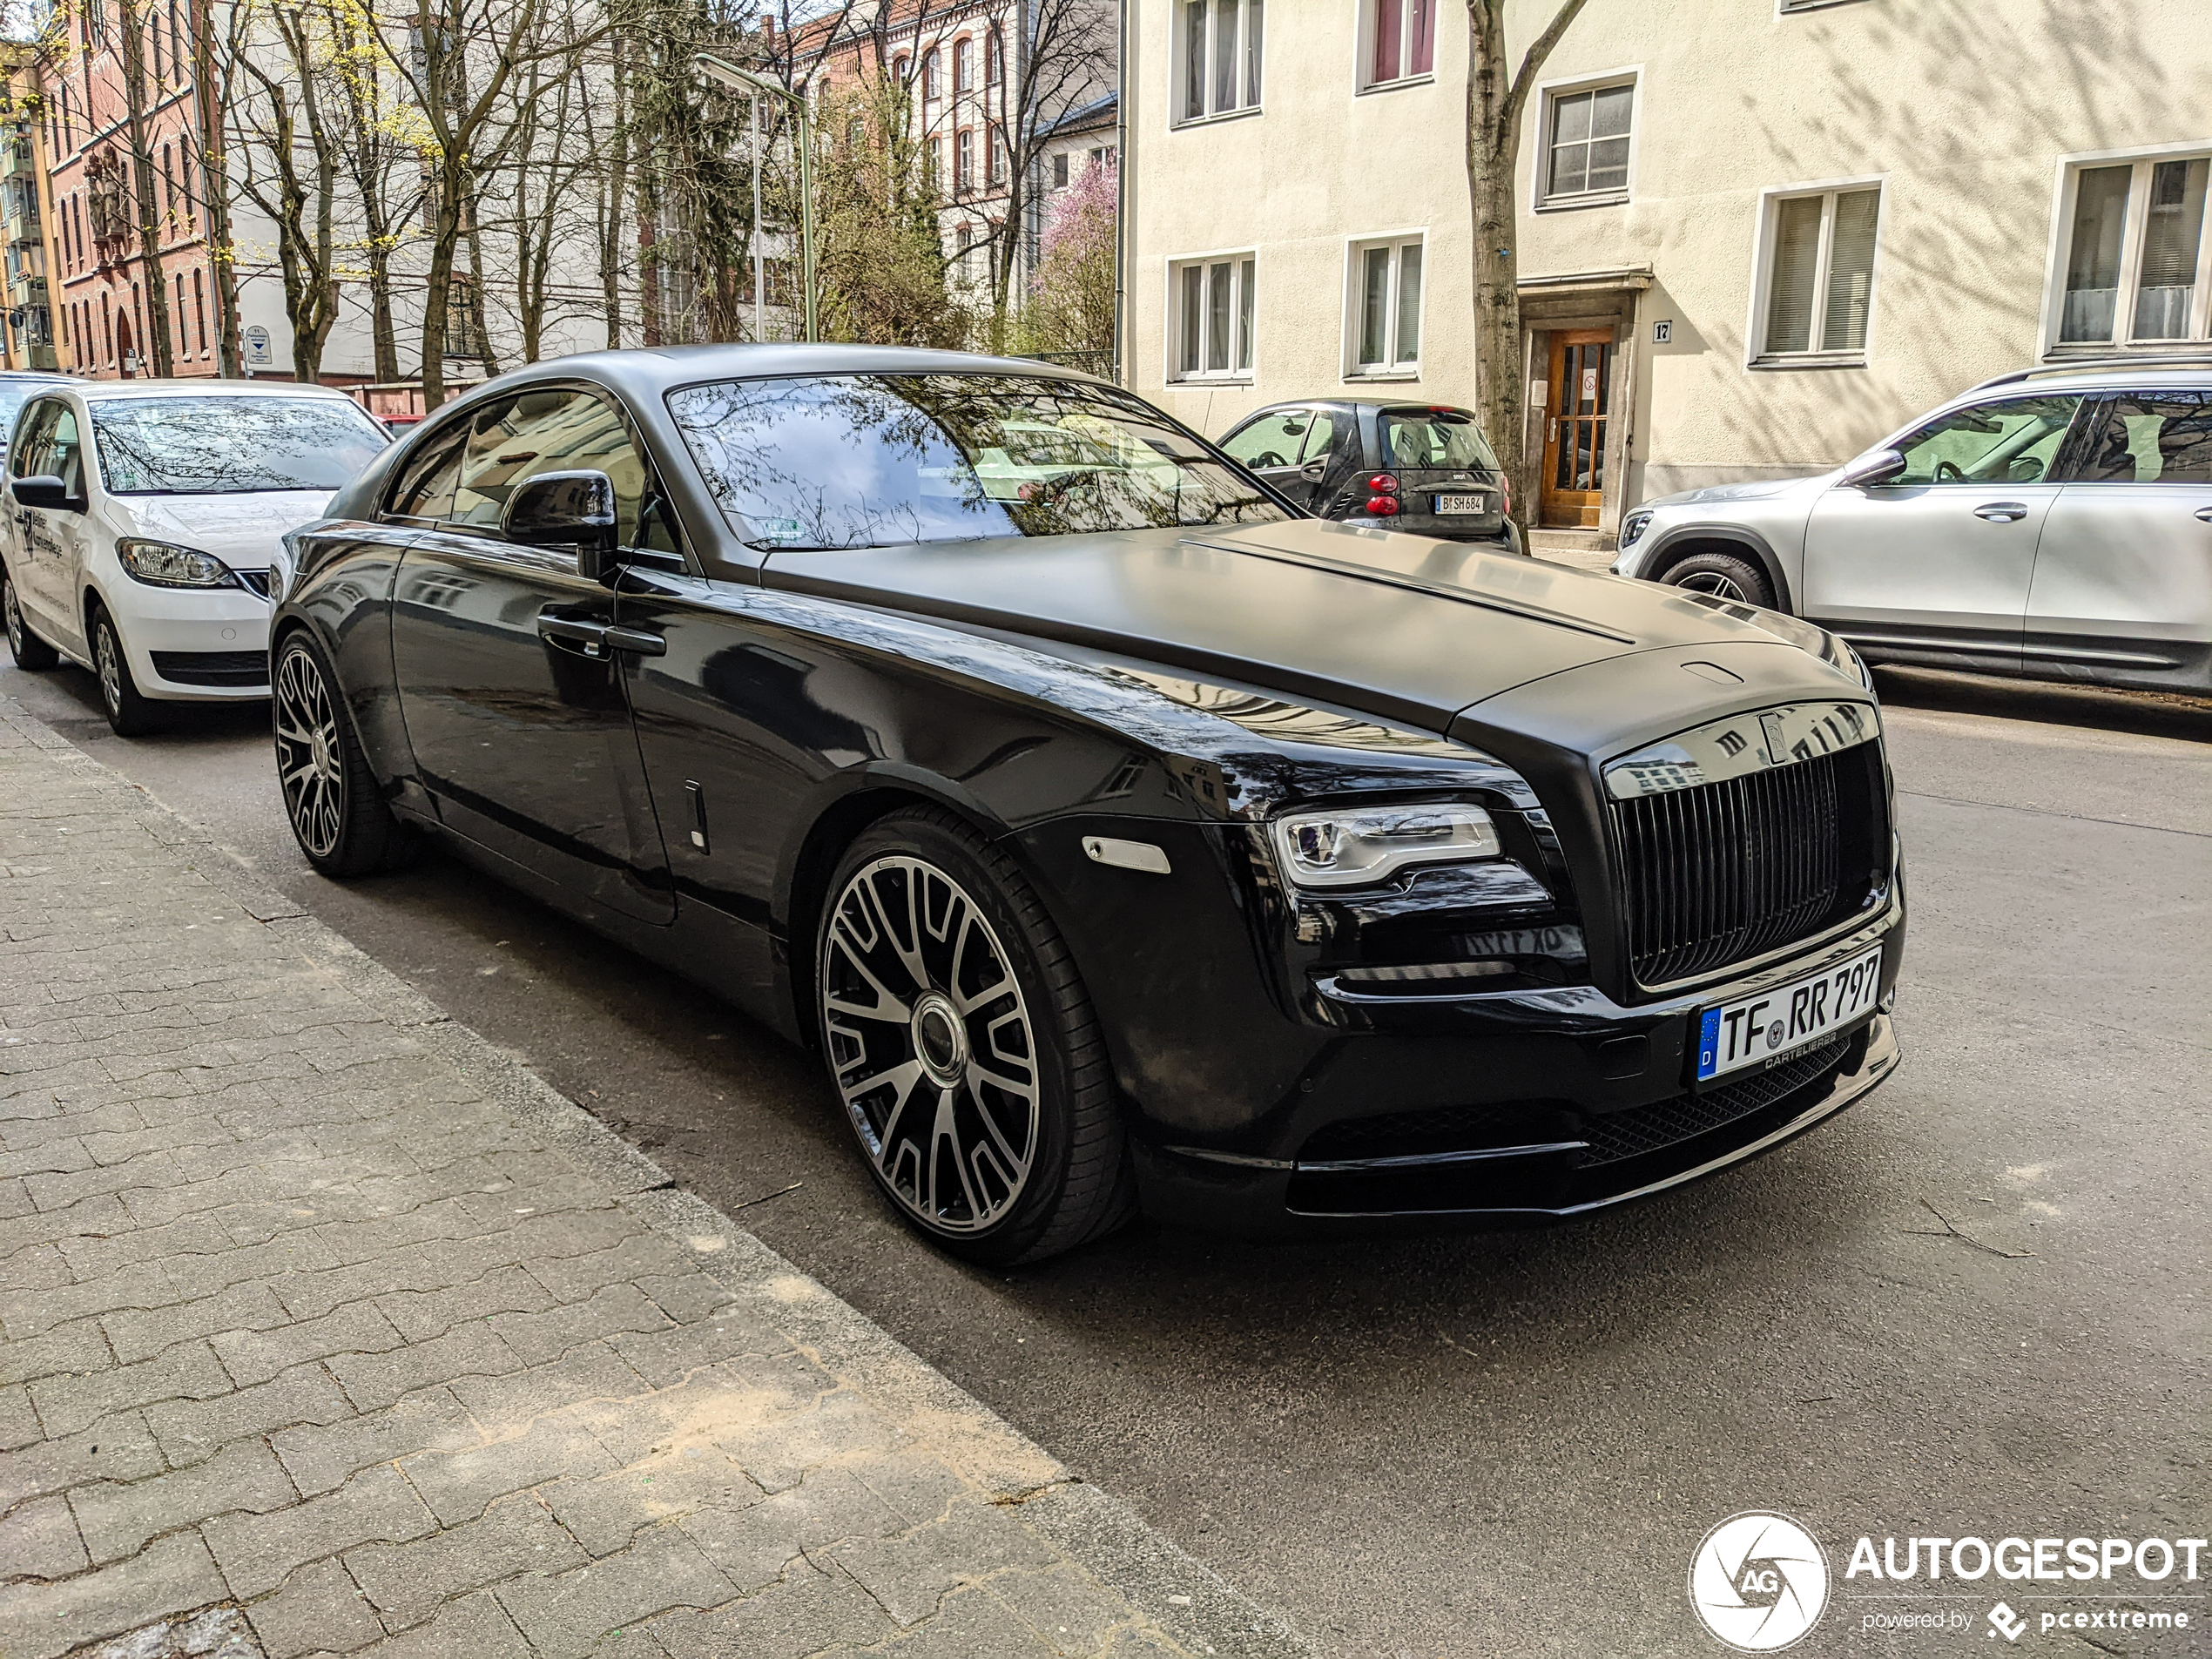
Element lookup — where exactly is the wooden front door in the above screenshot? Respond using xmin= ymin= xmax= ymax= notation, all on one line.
xmin=1540 ymin=329 xmax=1615 ymax=529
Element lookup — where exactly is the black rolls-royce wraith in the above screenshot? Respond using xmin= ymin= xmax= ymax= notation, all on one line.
xmin=271 ymin=345 xmax=1905 ymax=1264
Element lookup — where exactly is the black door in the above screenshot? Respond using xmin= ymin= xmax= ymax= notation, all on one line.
xmin=388 ymin=386 xmax=673 ymax=923
xmin=1220 ymin=406 xmax=1340 ymax=510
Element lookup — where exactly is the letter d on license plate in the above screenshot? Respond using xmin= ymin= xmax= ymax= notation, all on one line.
xmin=1695 ymin=945 xmax=1884 ymax=1082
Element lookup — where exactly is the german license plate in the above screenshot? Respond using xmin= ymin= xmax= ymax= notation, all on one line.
xmin=1433 ymin=494 xmax=1489 ymax=515
xmin=1694 ymin=946 xmax=1884 ymax=1082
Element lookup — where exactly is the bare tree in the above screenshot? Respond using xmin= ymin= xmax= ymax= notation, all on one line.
xmin=116 ymin=0 xmax=179 ymax=374
xmin=323 ymin=0 xmax=427 ymax=381
xmin=1464 ymin=0 xmax=1587 ymax=539
xmin=188 ymin=0 xmax=246 ymax=374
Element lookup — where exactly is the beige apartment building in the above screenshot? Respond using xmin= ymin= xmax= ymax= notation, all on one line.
xmin=1123 ymin=0 xmax=2212 ymax=543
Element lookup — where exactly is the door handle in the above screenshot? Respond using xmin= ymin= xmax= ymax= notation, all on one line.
xmin=2195 ymin=506 xmax=2212 ymax=523
xmin=1973 ymin=502 xmax=2029 ymax=522
xmin=601 ymin=624 xmax=666 ymax=657
xmin=536 ymin=615 xmax=665 ymax=658
xmin=1298 ymin=460 xmax=1325 ymax=481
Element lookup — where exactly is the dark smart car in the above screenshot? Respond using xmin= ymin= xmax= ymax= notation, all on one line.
xmin=270 ymin=346 xmax=1903 ymax=1263
xmin=1217 ymin=398 xmax=1522 ymax=551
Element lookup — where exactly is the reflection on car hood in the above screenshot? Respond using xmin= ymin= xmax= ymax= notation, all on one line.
xmin=1641 ymin=473 xmax=1836 ymax=509
xmin=761 ymin=517 xmax=1830 ymax=732
xmin=111 ymin=490 xmax=337 ymax=568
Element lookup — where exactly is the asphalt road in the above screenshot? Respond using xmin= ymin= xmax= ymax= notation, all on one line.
xmin=5 ymin=653 xmax=2206 ymax=1658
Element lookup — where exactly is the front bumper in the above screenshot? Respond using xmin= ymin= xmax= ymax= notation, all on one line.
xmin=1131 ymin=905 xmax=1904 ymax=1237
xmin=102 ymin=579 xmax=272 ymax=699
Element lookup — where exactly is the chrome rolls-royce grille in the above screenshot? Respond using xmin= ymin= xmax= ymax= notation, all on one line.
xmin=1604 ymin=701 xmax=1885 ymax=988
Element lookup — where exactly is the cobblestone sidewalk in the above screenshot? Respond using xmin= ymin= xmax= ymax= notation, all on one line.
xmin=0 ymin=700 xmax=1306 ymax=1659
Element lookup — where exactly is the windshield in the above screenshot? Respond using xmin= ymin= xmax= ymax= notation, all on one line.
xmin=90 ymin=397 xmax=389 ymax=495
xmin=1380 ymin=408 xmax=1500 ymax=473
xmin=667 ymin=373 xmax=1291 ymax=549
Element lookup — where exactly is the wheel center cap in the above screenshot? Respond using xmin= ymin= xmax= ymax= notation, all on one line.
xmin=911 ymin=991 xmax=968 ymax=1088
xmin=311 ymin=732 xmax=333 ymax=779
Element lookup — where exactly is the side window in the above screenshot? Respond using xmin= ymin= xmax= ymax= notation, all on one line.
xmin=1220 ymin=409 xmax=1307 ymax=469
xmin=452 ymin=387 xmax=661 ymax=549
xmin=1892 ymin=396 xmax=2083 ymax=486
xmin=50 ymin=408 xmax=83 ymax=496
xmin=2076 ymin=393 xmax=2212 ymax=484
xmin=386 ymin=431 xmax=464 ymax=522
xmin=10 ymin=401 xmax=58 ymax=478
xmin=1299 ymin=408 xmax=1351 ymax=467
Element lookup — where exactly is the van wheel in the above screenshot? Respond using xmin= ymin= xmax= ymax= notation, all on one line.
xmin=1660 ymin=550 xmax=1777 ymax=610
xmin=90 ymin=606 xmax=161 ymax=736
xmin=3 ymin=570 xmax=57 ymax=670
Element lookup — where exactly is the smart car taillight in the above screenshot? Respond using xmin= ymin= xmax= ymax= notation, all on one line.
xmin=1367 ymin=474 xmax=1399 ymax=495
xmin=1366 ymin=496 xmax=1399 ymax=516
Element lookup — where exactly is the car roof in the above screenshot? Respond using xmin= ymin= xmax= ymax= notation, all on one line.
xmin=453 ymin=343 xmax=1103 ymax=407
xmin=69 ymin=378 xmax=366 ymax=402
xmin=1963 ymin=358 xmax=2212 ymax=397
xmin=1227 ymin=396 xmax=1477 ymax=421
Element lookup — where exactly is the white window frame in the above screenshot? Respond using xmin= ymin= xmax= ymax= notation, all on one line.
xmin=1342 ymin=231 xmax=1426 ymax=381
xmin=1170 ymin=0 xmax=1264 ymax=128
xmin=1166 ymin=250 xmax=1258 ymax=384
xmin=1532 ymin=67 xmax=1640 ymax=212
xmin=1743 ymin=174 xmax=1886 ymax=370
xmin=2038 ymin=141 xmax=2212 ymax=359
xmin=1354 ymin=0 xmax=1437 ymax=95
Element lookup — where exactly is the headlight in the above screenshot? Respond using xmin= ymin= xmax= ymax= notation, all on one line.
xmin=117 ymin=538 xmax=237 ymax=589
xmin=1620 ymin=510 xmax=1652 ymax=547
xmin=1271 ymin=803 xmax=1502 ymax=888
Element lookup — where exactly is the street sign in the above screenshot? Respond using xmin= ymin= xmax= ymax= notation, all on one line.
xmin=244 ymin=326 xmax=273 ymax=367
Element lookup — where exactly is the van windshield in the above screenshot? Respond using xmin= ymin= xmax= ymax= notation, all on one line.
xmin=90 ymin=397 xmax=389 ymax=495
xmin=667 ymin=373 xmax=1290 ymax=549
xmin=1381 ymin=408 xmax=1501 ymax=473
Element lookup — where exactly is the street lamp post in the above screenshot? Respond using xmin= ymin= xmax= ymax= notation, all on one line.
xmin=692 ymin=51 xmax=818 ymax=345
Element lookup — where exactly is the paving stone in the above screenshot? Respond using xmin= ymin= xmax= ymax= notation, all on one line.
xmin=204 ymin=1467 xmax=438 ymax=1600
xmin=545 ymin=1447 xmax=762 ymax=1557
xmin=847 ymin=1449 xmax=971 ymax=1530
xmin=0 ymin=1413 xmax=168 ymax=1513
xmin=0 ymin=1530 xmax=227 ymax=1659
xmin=326 ymin=1322 xmax=525 ymax=1413
xmin=649 ymin=1564 xmax=900 ymax=1659
xmin=1 ymin=1378 xmax=41 ymax=1447
xmin=0 ymin=1317 xmax=114 ymax=1388
xmin=343 ymin=1590 xmax=529 ymax=1659
xmin=492 ymin=1526 xmax=737 ymax=1659
xmin=713 ymin=1393 xmax=906 ymax=1496
xmin=444 ymin=1342 xmax=649 ymax=1431
xmin=603 ymin=1308 xmax=784 ymax=1389
xmin=374 ymin=1265 xmax=556 ymax=1345
xmin=831 ymin=1498 xmax=1065 ymax=1627
xmin=146 ymin=1364 xmax=356 ymax=1471
xmin=0 ymin=1493 xmax=91 ymax=1581
xmin=989 ymin=1562 xmax=1157 ymax=1658
xmin=345 ymin=1493 xmax=586 ymax=1629
xmin=270 ymin=1389 xmax=477 ymax=1500
xmin=523 ymin=1231 xmax=698 ymax=1305
xmin=212 ymin=1302 xmax=408 ymax=1390
xmin=30 ymin=1341 xmax=235 ymax=1439
xmin=679 ymin=1467 xmax=904 ymax=1595
xmin=72 ymin=1438 xmax=300 ymax=1565
xmin=104 ymin=1281 xmax=293 ymax=1366
xmin=867 ymin=1583 xmax=1063 ymax=1656
xmin=583 ymin=1352 xmax=833 ymax=1470
xmin=243 ymin=1559 xmax=386 ymax=1659
xmin=631 ymin=1273 xmax=738 ymax=1328
xmin=400 ymin=1414 xmax=618 ymax=1527
xmin=485 ymin=1283 xmax=671 ymax=1368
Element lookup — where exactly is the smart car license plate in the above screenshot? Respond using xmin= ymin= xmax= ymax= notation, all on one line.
xmin=1433 ymin=494 xmax=1489 ymax=515
xmin=1694 ymin=946 xmax=1884 ymax=1082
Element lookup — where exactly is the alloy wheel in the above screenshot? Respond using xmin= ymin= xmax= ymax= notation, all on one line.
xmin=3 ymin=580 xmax=22 ymax=657
xmin=820 ymin=854 xmax=1040 ymax=1235
xmin=274 ymin=644 xmax=345 ymax=859
xmin=1675 ymin=570 xmax=1750 ymax=603
xmin=94 ymin=622 xmax=124 ymax=714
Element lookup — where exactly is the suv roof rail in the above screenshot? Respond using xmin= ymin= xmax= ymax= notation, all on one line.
xmin=1967 ymin=354 xmax=2212 ymax=394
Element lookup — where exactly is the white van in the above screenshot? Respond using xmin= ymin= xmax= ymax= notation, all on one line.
xmin=1 ymin=380 xmax=389 ymax=733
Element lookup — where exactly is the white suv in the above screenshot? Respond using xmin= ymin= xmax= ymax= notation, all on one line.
xmin=1612 ymin=361 xmax=2212 ymax=695
xmin=1 ymin=381 xmax=389 ymax=733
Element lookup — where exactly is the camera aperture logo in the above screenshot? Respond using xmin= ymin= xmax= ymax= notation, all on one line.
xmin=1690 ymin=1512 xmax=1831 ymax=1651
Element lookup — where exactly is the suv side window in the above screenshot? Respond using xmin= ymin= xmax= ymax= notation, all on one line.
xmin=1892 ymin=395 xmax=2085 ymax=486
xmin=451 ymin=387 xmax=666 ymax=550
xmin=2076 ymin=392 xmax=2212 ymax=483
xmin=386 ymin=429 xmax=465 ymax=523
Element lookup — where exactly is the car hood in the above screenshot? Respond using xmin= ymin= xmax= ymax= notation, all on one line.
xmin=1640 ymin=472 xmax=1838 ymax=510
xmin=109 ymin=490 xmax=337 ymax=569
xmin=761 ymin=518 xmax=1839 ymax=732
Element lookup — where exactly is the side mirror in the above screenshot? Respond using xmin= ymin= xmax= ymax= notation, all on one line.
xmin=1838 ymin=448 xmax=1907 ymax=489
xmin=10 ymin=475 xmax=83 ymax=513
xmin=502 ymin=469 xmax=618 ymax=577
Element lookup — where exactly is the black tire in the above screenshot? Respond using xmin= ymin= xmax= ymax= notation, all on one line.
xmin=90 ymin=605 xmax=162 ymax=736
xmin=3 ymin=569 xmax=58 ymax=670
xmin=815 ymin=806 xmax=1130 ymax=1264
xmin=273 ymin=630 xmax=419 ymax=877
xmin=1659 ymin=550 xmax=1777 ymax=610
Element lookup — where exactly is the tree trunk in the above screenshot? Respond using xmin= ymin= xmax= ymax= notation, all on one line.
xmin=368 ymin=239 xmax=399 ymax=381
xmin=1462 ymin=0 xmax=1587 ymax=543
xmin=194 ymin=0 xmax=242 ymax=375
xmin=421 ymin=175 xmax=462 ymax=408
xmin=117 ymin=0 xmax=176 ymax=376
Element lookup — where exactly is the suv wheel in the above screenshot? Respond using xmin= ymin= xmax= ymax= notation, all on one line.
xmin=1659 ymin=550 xmax=1777 ymax=610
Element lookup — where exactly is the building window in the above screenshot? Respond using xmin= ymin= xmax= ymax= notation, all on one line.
xmin=1752 ymin=182 xmax=1882 ymax=365
xmin=1170 ymin=253 xmax=1256 ymax=381
xmin=930 ymin=137 xmax=946 ymax=197
xmin=923 ymin=49 xmax=940 ymax=103
xmin=1540 ymin=78 xmax=1635 ymax=206
xmin=1177 ymin=0 xmax=1263 ymax=124
xmin=986 ymin=30 xmax=1001 ymax=86
xmin=956 ymin=129 xmax=974 ymax=192
xmin=445 ymin=281 xmax=485 ymax=359
xmin=954 ymin=38 xmax=972 ymax=96
xmin=1347 ymin=235 xmax=1423 ymax=375
xmin=2051 ymin=151 xmax=2211 ymax=349
xmin=987 ymin=128 xmax=1005 ymax=186
xmin=1361 ymin=0 xmax=1433 ymax=90
xmin=1053 ymin=152 xmax=1069 ymax=188
xmin=192 ymin=268 xmax=206 ymax=355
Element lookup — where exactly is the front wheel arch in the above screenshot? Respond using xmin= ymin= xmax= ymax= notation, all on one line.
xmin=1646 ymin=530 xmax=1794 ymax=613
